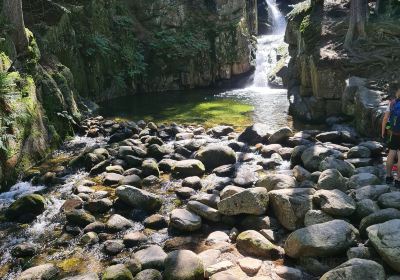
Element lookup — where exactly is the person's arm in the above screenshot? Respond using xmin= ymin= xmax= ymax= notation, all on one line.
xmin=382 ymin=111 xmax=390 ymax=138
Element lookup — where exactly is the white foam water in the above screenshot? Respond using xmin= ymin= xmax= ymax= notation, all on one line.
xmin=0 ymin=182 xmax=46 ymax=209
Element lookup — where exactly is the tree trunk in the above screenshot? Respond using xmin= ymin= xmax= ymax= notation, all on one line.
xmin=344 ymin=0 xmax=368 ymax=49
xmin=2 ymin=0 xmax=29 ymax=54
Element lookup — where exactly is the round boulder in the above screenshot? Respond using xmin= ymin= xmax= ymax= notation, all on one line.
xmin=195 ymin=144 xmax=236 ymax=170
xmin=163 ymin=250 xmax=204 ymax=280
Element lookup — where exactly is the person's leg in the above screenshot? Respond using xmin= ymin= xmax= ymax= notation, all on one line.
xmin=386 ymin=149 xmax=396 ymax=182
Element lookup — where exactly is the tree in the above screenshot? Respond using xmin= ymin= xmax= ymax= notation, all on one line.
xmin=344 ymin=0 xmax=368 ymax=49
xmin=2 ymin=0 xmax=29 ymax=54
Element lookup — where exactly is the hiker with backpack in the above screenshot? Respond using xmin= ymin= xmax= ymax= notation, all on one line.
xmin=382 ymin=82 xmax=400 ymax=186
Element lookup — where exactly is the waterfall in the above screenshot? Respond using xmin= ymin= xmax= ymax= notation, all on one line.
xmin=266 ymin=0 xmax=286 ymax=34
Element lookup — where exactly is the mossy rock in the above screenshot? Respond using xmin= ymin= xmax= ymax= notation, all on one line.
xmin=102 ymin=264 xmax=133 ymax=280
xmin=6 ymin=194 xmax=46 ymax=222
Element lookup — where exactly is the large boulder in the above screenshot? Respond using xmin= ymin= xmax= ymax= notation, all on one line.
xmin=269 ymin=188 xmax=315 ymax=230
xmin=170 ymin=209 xmax=202 ymax=232
xmin=6 ymin=194 xmax=46 ymax=222
xmin=378 ymin=192 xmax=400 ymax=210
xmin=347 ymin=173 xmax=380 ymax=189
xmin=351 ymin=185 xmax=390 ymax=202
xmin=236 ymin=230 xmax=283 ymax=258
xmin=18 ymin=263 xmax=59 ymax=280
xmin=61 ymin=273 xmax=99 ymax=280
xmin=320 ymin=258 xmax=385 ymax=280
xmin=319 ymin=157 xmax=355 ymax=177
xmin=187 ymin=201 xmax=220 ymax=222
xmin=359 ymin=208 xmax=400 ymax=235
xmin=133 ymin=245 xmax=167 ymax=270
xmin=116 ymin=185 xmax=161 ymax=212
xmin=163 ymin=250 xmax=204 ymax=280
xmin=217 ymin=187 xmax=269 ymax=216
xmin=313 ymin=189 xmax=356 ymax=217
xmin=317 ymin=169 xmax=348 ymax=192
xmin=268 ymin=127 xmax=293 ymax=144
xmin=134 ymin=269 xmax=162 ymax=280
xmin=347 ymin=146 xmax=371 ymax=158
xmin=284 ymin=220 xmax=359 ymax=258
xmin=255 ymin=174 xmax=296 ymax=191
xmin=367 ymin=219 xmax=400 ymax=272
xmin=301 ymin=146 xmax=337 ymax=171
xmin=102 ymin=264 xmax=133 ymax=280
xmin=195 ymin=144 xmax=236 ymax=170
xmin=171 ymin=160 xmax=205 ymax=178
xmin=238 ymin=123 xmax=270 ymax=145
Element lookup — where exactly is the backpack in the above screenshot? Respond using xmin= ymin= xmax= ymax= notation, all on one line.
xmin=389 ymin=99 xmax=400 ymax=133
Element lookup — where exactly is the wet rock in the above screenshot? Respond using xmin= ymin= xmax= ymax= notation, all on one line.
xmin=125 ymin=258 xmax=141 ymax=276
xmin=84 ymin=221 xmax=106 ymax=233
xmin=124 ymin=168 xmax=142 ymax=177
xmin=11 ymin=243 xmax=37 ymax=258
xmin=66 ymin=209 xmax=96 ymax=227
xmin=278 ymin=147 xmax=294 ymax=160
xmin=104 ymin=173 xmax=124 ymax=186
xmin=176 ymin=132 xmax=194 ymax=141
xmin=85 ymin=198 xmax=112 ymax=214
xmin=284 ymin=220 xmax=359 ymax=258
xmin=171 ymin=160 xmax=205 ymax=178
xmin=158 ymin=158 xmax=177 ymax=173
xmin=208 ymin=125 xmax=234 ymax=138
xmin=133 ymin=245 xmax=167 ymax=270
xmin=195 ymin=144 xmax=236 ymax=170
xmin=320 ymin=258 xmax=385 ymax=280
xmin=313 ymin=189 xmax=356 ymax=217
xmin=90 ymin=159 xmax=112 ymax=176
xmin=170 ymin=209 xmax=202 ymax=232
xmin=260 ymin=144 xmax=282 ymax=157
xmin=347 ymin=173 xmax=380 ymax=189
xmin=205 ymin=261 xmax=235 ymax=278
xmin=175 ymin=187 xmax=196 ymax=199
xmin=351 ymin=185 xmax=390 ymax=201
xmin=238 ymin=123 xmax=270 ymax=145
xmin=18 ymin=263 xmax=59 ymax=280
xmin=378 ymin=192 xmax=400 ymax=210
xmin=123 ymin=232 xmax=147 ymax=247
xmin=75 ymin=185 xmax=95 ymax=194
xmin=269 ymin=188 xmax=315 ymax=230
xmin=163 ymin=250 xmax=204 ymax=280
xmin=6 ymin=194 xmax=46 ymax=222
xmin=255 ymin=173 xmax=296 ymax=191
xmin=102 ymin=264 xmax=133 ymax=280
xmin=106 ymin=214 xmax=134 ymax=233
xmin=116 ymin=185 xmax=162 ymax=212
xmin=106 ymin=165 xmax=124 ymax=175
xmin=182 ymin=176 xmax=203 ymax=190
xmin=367 ymin=219 xmax=400 ymax=272
xmin=317 ymin=169 xmax=348 ymax=192
xmin=80 ymin=232 xmax=99 ymax=245
xmin=290 ymin=145 xmax=309 ymax=167
xmin=301 ymin=145 xmax=337 ymax=171
xmin=143 ymin=214 xmax=168 ymax=230
xmin=120 ymin=175 xmax=142 ymax=187
xmin=213 ymin=164 xmax=236 ymax=177
xmin=61 ymin=273 xmax=99 ymax=280
xmin=134 ymin=269 xmax=162 ymax=280
xmin=141 ymin=159 xmax=160 ymax=178
xmin=269 ymin=127 xmax=293 ymax=144
xmin=236 ymin=230 xmax=283 ymax=258
xmin=104 ymin=240 xmax=125 ymax=255
xmin=147 ymin=144 xmax=170 ymax=160
xmin=187 ymin=200 xmax=220 ymax=222
xmin=345 ymin=158 xmax=374 ymax=168
xmin=62 ymin=198 xmax=84 ymax=212
xmin=304 ymin=209 xmax=334 ymax=227
xmin=217 ymin=187 xmax=269 ymax=216
xmin=359 ymin=208 xmax=400 ymax=235
xmin=293 ymin=165 xmax=311 ymax=182
xmin=319 ymin=156 xmax=355 ymax=178
xmin=123 ymin=155 xmax=143 ymax=168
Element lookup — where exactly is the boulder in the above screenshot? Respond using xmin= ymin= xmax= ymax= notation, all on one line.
xmin=18 ymin=263 xmax=59 ymax=280
xmin=255 ymin=173 xmax=296 ymax=191
xmin=120 ymin=175 xmax=141 ymax=187
xmin=268 ymin=127 xmax=293 ymax=144
xmin=195 ymin=144 xmax=236 ymax=170
xmin=238 ymin=257 xmax=262 ymax=275
xmin=347 ymin=146 xmax=371 ymax=158
xmin=123 ymin=232 xmax=147 ymax=247
xmin=106 ymin=214 xmax=134 ymax=232
xmin=304 ymin=210 xmax=334 ymax=226
xmin=133 ymin=245 xmax=167 ymax=270
xmin=319 ymin=157 xmax=355 ymax=177
xmin=66 ymin=209 xmax=95 ymax=227
xmin=143 ymin=214 xmax=168 ymax=230
xmin=284 ymin=220 xmax=359 ymax=258
xmin=347 ymin=173 xmax=380 ymax=189
xmin=260 ymin=144 xmax=282 ymax=157
xmin=205 ymin=261 xmax=235 ymax=278
xmin=359 ymin=141 xmax=383 ymax=157
xmin=269 ymin=188 xmax=315 ymax=230
xmin=217 ymin=187 xmax=269 ymax=216
xmin=238 ymin=123 xmax=270 ymax=145
xmin=170 ymin=209 xmax=202 ymax=232
xmin=103 ymin=240 xmax=125 ymax=255
xmin=292 ymin=165 xmax=311 ymax=182
xmin=171 ymin=160 xmax=205 ymax=178
xmin=290 ymin=145 xmax=309 ymax=167
xmin=317 ymin=169 xmax=348 ymax=192
xmin=182 ymin=176 xmax=203 ymax=190
xmin=367 ymin=219 xmax=400 ymax=272
xmin=141 ymin=159 xmax=160 ymax=177
xmin=236 ymin=230 xmax=283 ymax=258
xmin=133 ymin=269 xmax=162 ymax=280
xmin=205 ymin=231 xmax=230 ymax=245
xmin=320 ymin=258 xmax=385 ymax=280
xmin=85 ymin=198 xmax=112 ymax=214
xmin=61 ymin=273 xmax=99 ymax=280
xmin=6 ymin=194 xmax=46 ymax=222
xmin=220 ymin=185 xmax=245 ymax=199
xmin=163 ymin=250 xmax=204 ymax=280
xmin=116 ymin=185 xmax=161 ymax=212
xmin=102 ymin=264 xmax=133 ymax=280
xmin=354 ymin=199 xmax=380 ymax=220
xmin=359 ymin=208 xmax=400 ymax=235
xmin=301 ymin=146 xmax=337 ymax=171
xmin=351 ymin=185 xmax=390 ymax=201
xmin=313 ymin=189 xmax=356 ymax=217
xmin=187 ymin=201 xmax=221 ymax=222
xmin=378 ymin=192 xmax=400 ymax=210
xmin=208 ymin=125 xmax=234 ymax=138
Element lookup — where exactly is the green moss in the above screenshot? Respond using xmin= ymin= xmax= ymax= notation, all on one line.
xmin=57 ymin=257 xmax=82 ymax=274
xmin=288 ymin=0 xmax=312 ymax=22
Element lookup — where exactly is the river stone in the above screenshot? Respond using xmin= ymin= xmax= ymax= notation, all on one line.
xmin=182 ymin=176 xmax=203 ymax=190
xmin=163 ymin=250 xmax=204 ymax=280
xmin=116 ymin=185 xmax=161 ymax=212
xmin=83 ymin=222 xmax=106 ymax=233
xmin=104 ymin=173 xmax=124 ymax=186
xmin=351 ymin=185 xmax=390 ymax=201
xmin=367 ymin=219 xmax=400 ymax=272
xmin=6 ymin=194 xmax=46 ymax=222
xmin=236 ymin=230 xmax=283 ymax=258
xmin=290 ymin=145 xmax=309 ymax=166
xmin=205 ymin=231 xmax=230 ymax=245
xmin=313 ymin=189 xmax=356 ymax=217
xmin=191 ymin=192 xmax=220 ymax=208
xmin=18 ymin=263 xmax=59 ymax=280
xmin=187 ymin=200 xmax=221 ymax=222
xmin=260 ymin=144 xmax=282 ymax=157
xmin=359 ymin=208 xmax=400 ymax=235
xmin=66 ymin=209 xmax=96 ymax=227
xmin=269 ymin=188 xmax=315 ymax=230
xmin=102 ymin=264 xmax=133 ymax=280
xmin=80 ymin=232 xmax=99 ymax=245
xmin=120 ymin=175 xmax=142 ymax=187
xmin=195 ymin=144 xmax=236 ymax=170
xmin=268 ymin=127 xmax=293 ymax=144
xmin=274 ymin=266 xmax=304 ymax=280
xmin=11 ymin=243 xmax=38 ymax=258
xmin=255 ymin=173 xmax=296 ymax=191
xmin=238 ymin=123 xmax=270 ymax=145
xmin=61 ymin=273 xmax=99 ymax=280
xmin=143 ymin=214 xmax=168 ymax=230
xmin=171 ymin=160 xmax=205 ymax=178
xmin=301 ymin=145 xmax=336 ymax=171
xmin=220 ymin=185 xmax=245 ymax=199
xmin=141 ymin=159 xmax=160 ymax=177
xmin=293 ymin=165 xmax=311 ymax=182
xmin=217 ymin=187 xmax=269 ymax=216
xmin=347 ymin=246 xmax=380 ymax=260
xmin=347 ymin=146 xmax=371 ymax=159
xmin=347 ymin=173 xmax=380 ymax=189
xmin=133 ymin=245 xmax=167 ymax=270
xmin=205 ymin=261 xmax=235 ymax=278
xmin=208 ymin=125 xmax=234 ymax=138
xmin=104 ymin=239 xmax=125 ymax=255
xmin=238 ymin=257 xmax=262 ymax=275
xmin=170 ymin=209 xmax=202 ymax=232
xmin=354 ymin=166 xmax=380 ymax=176
xmin=134 ymin=269 xmax=162 ymax=280
xmin=378 ymin=192 xmax=400 ymax=210
xmin=106 ymin=214 xmax=134 ymax=232
xmin=317 ymin=169 xmax=348 ymax=192
xmin=198 ymin=249 xmax=221 ymax=269
xmin=359 ymin=141 xmax=384 ymax=156
xmin=284 ymin=220 xmax=359 ymax=258
xmin=304 ymin=210 xmax=334 ymax=226
xmin=320 ymin=258 xmax=385 ymax=280
xmin=106 ymin=165 xmax=124 ymax=175
xmin=85 ymin=198 xmax=112 ymax=214
xmin=319 ymin=156 xmax=355 ymax=178
xmin=175 ymin=187 xmax=196 ymax=199
xmin=123 ymin=232 xmax=147 ymax=247
xmin=354 ymin=199 xmax=380 ymax=220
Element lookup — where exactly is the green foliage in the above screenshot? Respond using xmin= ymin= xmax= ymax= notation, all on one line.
xmin=84 ymin=33 xmax=114 ymax=57
xmin=0 ymin=72 xmax=11 ymax=94
xmin=288 ymin=0 xmax=311 ymax=21
xmin=0 ymin=115 xmax=15 ymax=156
